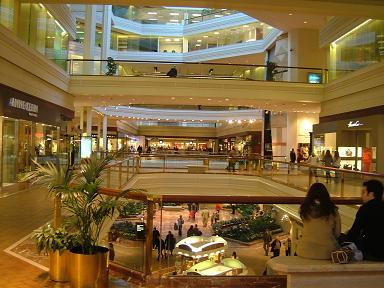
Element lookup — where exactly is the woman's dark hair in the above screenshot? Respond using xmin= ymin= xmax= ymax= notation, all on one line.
xmin=300 ymin=183 xmax=337 ymax=220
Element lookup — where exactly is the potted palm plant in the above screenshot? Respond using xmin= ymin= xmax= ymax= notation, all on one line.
xmin=62 ymin=155 xmax=139 ymax=288
xmin=21 ymin=162 xmax=75 ymax=282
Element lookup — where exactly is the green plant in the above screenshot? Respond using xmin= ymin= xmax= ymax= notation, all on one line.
xmin=118 ymin=201 xmax=145 ymax=217
xmin=32 ymin=225 xmax=76 ymax=255
xmin=105 ymin=57 xmax=117 ymax=76
xmin=62 ymin=155 xmax=145 ymax=254
xmin=20 ymin=161 xmax=75 ymax=228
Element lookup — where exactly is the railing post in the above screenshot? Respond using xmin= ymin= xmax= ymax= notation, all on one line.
xmin=135 ymin=155 xmax=140 ymax=174
xmin=340 ymin=171 xmax=345 ymax=197
xmin=163 ymin=155 xmax=166 ymax=172
xmin=126 ymin=158 xmax=130 ymax=182
xmin=118 ymin=162 xmax=122 ymax=188
xmin=308 ymin=166 xmax=313 ymax=188
xmin=107 ymin=168 xmax=111 ymax=188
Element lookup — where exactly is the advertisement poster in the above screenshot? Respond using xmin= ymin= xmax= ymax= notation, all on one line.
xmin=362 ymin=147 xmax=372 ymax=172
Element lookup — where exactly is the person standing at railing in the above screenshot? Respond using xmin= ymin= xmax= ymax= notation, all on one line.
xmin=323 ymin=150 xmax=333 ymax=183
xmin=228 ymin=147 xmax=237 ymax=172
xmin=307 ymin=152 xmax=319 ymax=177
xmin=333 ymin=151 xmax=341 ymax=181
xmin=289 ymin=148 xmax=296 ymax=171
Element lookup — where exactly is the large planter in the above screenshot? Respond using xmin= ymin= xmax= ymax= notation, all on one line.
xmin=50 ymin=250 xmax=69 ymax=282
xmin=69 ymin=246 xmax=109 ymax=288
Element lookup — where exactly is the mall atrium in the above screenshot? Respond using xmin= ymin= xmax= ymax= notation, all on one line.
xmin=0 ymin=0 xmax=383 ymax=287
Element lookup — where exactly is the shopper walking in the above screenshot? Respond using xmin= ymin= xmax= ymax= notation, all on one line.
xmin=165 ymin=231 xmax=176 ymax=256
xmin=263 ymin=229 xmax=272 ymax=256
xmin=289 ymin=148 xmax=296 ymax=171
xmin=228 ymin=147 xmax=237 ymax=172
xmin=152 ymin=227 xmax=160 ymax=250
xmin=177 ymin=215 xmax=184 ymax=236
xmin=187 ymin=225 xmax=195 ymax=237
xmin=201 ymin=209 xmax=210 ymax=227
xmin=271 ymin=237 xmax=282 ymax=258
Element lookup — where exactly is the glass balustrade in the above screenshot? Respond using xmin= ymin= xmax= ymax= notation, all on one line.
xmin=68 ymin=59 xmax=327 ymax=84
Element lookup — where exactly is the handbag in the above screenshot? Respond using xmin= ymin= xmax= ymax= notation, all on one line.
xmin=331 ymin=246 xmax=353 ymax=264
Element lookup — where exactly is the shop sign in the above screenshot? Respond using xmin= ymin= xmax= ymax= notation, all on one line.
xmin=347 ymin=120 xmax=363 ymax=128
xmin=8 ymin=97 xmax=38 ymax=117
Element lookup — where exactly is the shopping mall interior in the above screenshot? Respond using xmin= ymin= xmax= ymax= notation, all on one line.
xmin=0 ymin=0 xmax=383 ymax=287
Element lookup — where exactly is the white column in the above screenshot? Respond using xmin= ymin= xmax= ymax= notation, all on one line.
xmin=97 ymin=117 xmax=101 ymax=151
xmin=288 ymin=28 xmax=325 ymax=82
xmin=83 ymin=5 xmax=96 ymax=74
xmin=101 ymin=5 xmax=112 ymax=73
xmin=79 ymin=106 xmax=84 ymax=134
xmin=86 ymin=107 xmax=93 ymax=136
xmin=103 ymin=115 xmax=108 ymax=152
xmin=286 ymin=112 xmax=298 ymax=158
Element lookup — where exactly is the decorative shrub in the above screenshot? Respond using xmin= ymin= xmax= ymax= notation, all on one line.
xmin=213 ymin=215 xmax=281 ymax=242
xmin=118 ymin=201 xmax=145 ymax=218
xmin=111 ymin=221 xmax=136 ymax=240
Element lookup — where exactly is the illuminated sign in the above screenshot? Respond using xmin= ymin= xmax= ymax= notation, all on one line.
xmin=80 ymin=137 xmax=92 ymax=158
xmin=347 ymin=120 xmax=363 ymax=128
xmin=8 ymin=97 xmax=38 ymax=117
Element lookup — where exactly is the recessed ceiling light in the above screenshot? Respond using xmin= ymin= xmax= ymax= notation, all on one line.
xmin=170 ymin=12 xmax=179 ymax=16
xmin=148 ymin=18 xmax=158 ymax=21
xmin=195 ymin=44 xmax=201 ymax=47
xmin=165 ymin=38 xmax=171 ymax=42
xmin=203 ymin=35 xmax=209 ymax=38
xmin=304 ymin=21 xmax=308 ymax=24
xmin=214 ymin=32 xmax=220 ymax=35
xmin=289 ymin=13 xmax=293 ymax=16
xmin=197 ymin=39 xmax=202 ymax=42
xmin=225 ymin=98 xmax=229 ymax=101
xmin=260 ymin=23 xmax=264 ymax=26
xmin=191 ymin=20 xmax=200 ymax=23
xmin=192 ymin=13 xmax=201 ymax=17
xmin=147 ymin=12 xmax=157 ymax=15
xmin=214 ymin=15 xmax=222 ymax=18
xmin=243 ymin=25 xmax=249 ymax=28
xmin=189 ymin=97 xmax=193 ymax=100
xmin=169 ymin=19 xmax=179 ymax=22
xmin=174 ymin=38 xmax=180 ymax=42
xmin=171 ymin=97 xmax=175 ymax=100
xmin=207 ymin=98 xmax=211 ymax=101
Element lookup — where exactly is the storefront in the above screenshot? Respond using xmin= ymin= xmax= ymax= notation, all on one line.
xmin=0 ymin=84 xmax=74 ymax=185
xmin=147 ymin=137 xmax=215 ymax=152
xmin=218 ymin=132 xmax=262 ymax=155
xmin=313 ymin=113 xmax=384 ymax=173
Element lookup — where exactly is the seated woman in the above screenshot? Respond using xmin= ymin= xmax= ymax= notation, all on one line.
xmin=296 ymin=183 xmax=340 ymax=259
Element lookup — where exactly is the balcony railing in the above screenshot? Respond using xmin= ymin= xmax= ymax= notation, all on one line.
xmin=101 ymin=153 xmax=381 ymax=199
xmin=67 ymin=59 xmax=328 ymax=84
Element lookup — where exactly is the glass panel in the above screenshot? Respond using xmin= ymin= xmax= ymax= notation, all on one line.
xmin=2 ymin=118 xmax=17 ymax=184
xmin=329 ymin=19 xmax=384 ymax=81
xmin=17 ymin=120 xmax=33 ymax=174
xmin=0 ymin=0 xmax=15 ymax=30
xmin=18 ymin=3 xmax=69 ymax=69
xmin=109 ymin=199 xmax=146 ymax=272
